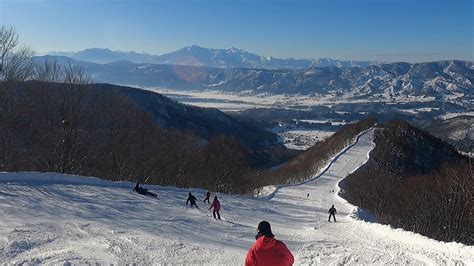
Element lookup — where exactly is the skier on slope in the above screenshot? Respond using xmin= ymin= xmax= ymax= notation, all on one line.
xmin=186 ymin=192 xmax=199 ymax=209
xmin=203 ymin=191 xmax=211 ymax=204
xmin=328 ymin=204 xmax=337 ymax=222
xmin=133 ymin=182 xmax=157 ymax=197
xmin=245 ymin=221 xmax=294 ymax=266
xmin=209 ymin=195 xmax=221 ymax=220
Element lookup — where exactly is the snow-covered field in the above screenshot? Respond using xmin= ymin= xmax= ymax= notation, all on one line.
xmin=439 ymin=111 xmax=474 ymax=120
xmin=299 ymin=119 xmax=347 ymax=126
xmin=149 ymin=88 xmax=443 ymax=111
xmin=278 ymin=130 xmax=335 ymax=150
xmin=1 ymin=129 xmax=473 ymax=264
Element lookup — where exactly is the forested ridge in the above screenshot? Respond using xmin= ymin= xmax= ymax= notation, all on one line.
xmin=343 ymin=120 xmax=473 ymax=245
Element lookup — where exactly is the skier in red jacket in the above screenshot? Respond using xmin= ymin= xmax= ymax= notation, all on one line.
xmin=245 ymin=221 xmax=294 ymax=266
xmin=209 ymin=195 xmax=221 ymax=220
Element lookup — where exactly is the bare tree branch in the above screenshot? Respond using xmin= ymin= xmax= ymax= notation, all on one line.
xmin=64 ymin=63 xmax=92 ymax=84
xmin=34 ymin=59 xmax=64 ymax=82
xmin=0 ymin=26 xmax=35 ymax=82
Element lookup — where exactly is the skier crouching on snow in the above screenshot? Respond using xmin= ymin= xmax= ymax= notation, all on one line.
xmin=203 ymin=191 xmax=211 ymax=204
xmin=245 ymin=221 xmax=294 ymax=266
xmin=209 ymin=195 xmax=221 ymax=220
xmin=133 ymin=182 xmax=157 ymax=197
xmin=186 ymin=192 xmax=199 ymax=209
xmin=328 ymin=204 xmax=337 ymax=222
xmin=133 ymin=182 xmax=147 ymax=194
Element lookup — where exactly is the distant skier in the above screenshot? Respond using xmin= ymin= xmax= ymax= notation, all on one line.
xmin=209 ymin=195 xmax=221 ymax=220
xmin=186 ymin=192 xmax=199 ymax=209
xmin=203 ymin=191 xmax=211 ymax=204
xmin=245 ymin=221 xmax=294 ymax=266
xmin=306 ymin=193 xmax=310 ymax=198
xmin=328 ymin=205 xmax=337 ymax=222
xmin=132 ymin=182 xmax=157 ymax=197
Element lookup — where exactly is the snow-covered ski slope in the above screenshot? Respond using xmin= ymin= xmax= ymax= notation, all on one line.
xmin=0 ymin=129 xmax=473 ymax=264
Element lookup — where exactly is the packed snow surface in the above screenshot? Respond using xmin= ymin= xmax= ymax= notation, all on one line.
xmin=1 ymin=129 xmax=473 ymax=264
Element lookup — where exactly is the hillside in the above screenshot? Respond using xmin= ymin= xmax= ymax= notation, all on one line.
xmin=87 ymin=83 xmax=279 ymax=148
xmin=258 ymin=118 xmax=376 ymax=187
xmin=413 ymin=115 xmax=474 ymax=154
xmin=1 ymin=130 xmax=472 ymax=264
xmin=88 ymin=83 xmax=295 ymax=168
xmin=343 ymin=120 xmax=472 ymax=244
xmin=0 ymin=81 xmax=292 ymax=193
xmin=10 ymin=81 xmax=279 ymax=149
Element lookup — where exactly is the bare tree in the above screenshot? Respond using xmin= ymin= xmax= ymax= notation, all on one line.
xmin=64 ymin=63 xmax=92 ymax=85
xmin=0 ymin=26 xmax=17 ymax=73
xmin=0 ymin=26 xmax=34 ymax=168
xmin=34 ymin=59 xmax=63 ymax=82
xmin=0 ymin=26 xmax=35 ymax=82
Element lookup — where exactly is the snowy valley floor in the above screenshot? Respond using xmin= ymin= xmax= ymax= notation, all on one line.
xmin=1 ymin=129 xmax=473 ymax=265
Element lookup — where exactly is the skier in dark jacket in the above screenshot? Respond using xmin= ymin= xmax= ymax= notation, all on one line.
xmin=209 ymin=195 xmax=221 ymax=220
xmin=328 ymin=205 xmax=337 ymax=222
xmin=186 ymin=192 xmax=199 ymax=209
xmin=133 ymin=182 xmax=157 ymax=197
xmin=203 ymin=191 xmax=211 ymax=204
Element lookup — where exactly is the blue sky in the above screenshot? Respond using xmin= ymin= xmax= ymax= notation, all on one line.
xmin=1 ymin=0 xmax=473 ymax=62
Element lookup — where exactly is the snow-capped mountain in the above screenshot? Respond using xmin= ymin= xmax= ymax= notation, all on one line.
xmin=33 ymin=55 xmax=473 ymax=105
xmin=48 ymin=46 xmax=375 ymax=69
xmin=206 ymin=60 xmax=473 ymax=102
xmin=155 ymin=45 xmax=263 ymax=68
xmin=154 ymin=45 xmax=375 ymax=69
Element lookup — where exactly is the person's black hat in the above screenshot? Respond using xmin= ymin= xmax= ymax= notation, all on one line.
xmin=256 ymin=221 xmax=274 ymax=239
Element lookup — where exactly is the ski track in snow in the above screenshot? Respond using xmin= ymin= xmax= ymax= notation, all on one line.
xmin=0 ymin=129 xmax=473 ymax=265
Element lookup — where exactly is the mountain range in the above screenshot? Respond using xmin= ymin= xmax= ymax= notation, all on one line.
xmin=205 ymin=60 xmax=473 ymax=102
xmin=33 ymin=55 xmax=474 ymax=106
xmin=48 ymin=46 xmax=375 ymax=69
